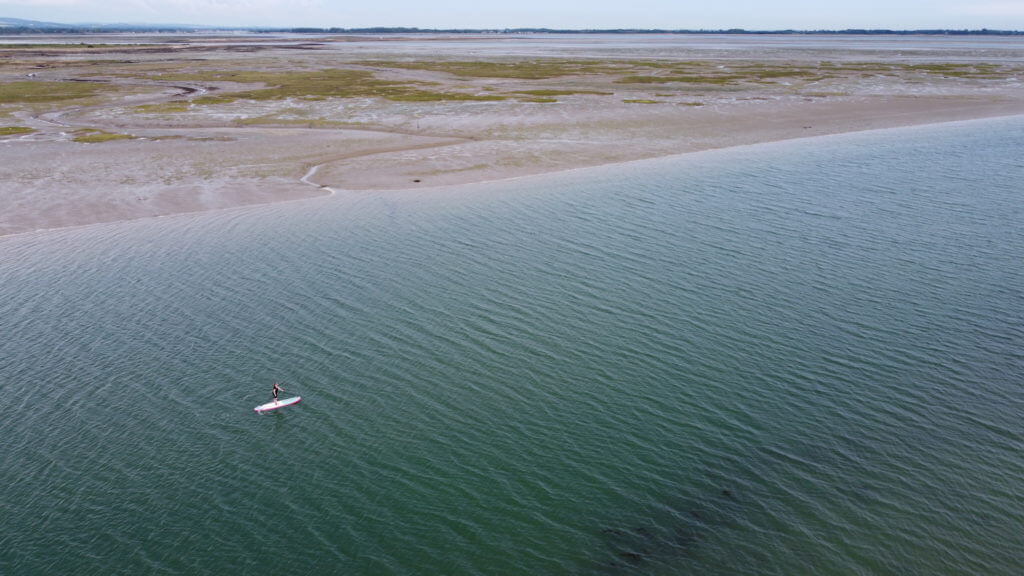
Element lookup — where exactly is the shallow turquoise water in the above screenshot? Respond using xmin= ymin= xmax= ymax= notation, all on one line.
xmin=2 ymin=117 xmax=1022 ymax=575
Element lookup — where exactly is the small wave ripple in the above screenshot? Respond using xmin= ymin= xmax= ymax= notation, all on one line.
xmin=2 ymin=117 xmax=1022 ymax=575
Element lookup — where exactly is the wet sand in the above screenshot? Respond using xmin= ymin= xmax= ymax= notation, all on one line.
xmin=2 ymin=33 xmax=1023 ymax=236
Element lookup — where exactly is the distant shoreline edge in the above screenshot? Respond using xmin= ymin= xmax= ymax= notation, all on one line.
xmin=1 ymin=19 xmax=1022 ymax=36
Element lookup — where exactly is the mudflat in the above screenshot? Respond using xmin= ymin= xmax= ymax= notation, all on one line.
xmin=2 ymin=33 xmax=1023 ymax=236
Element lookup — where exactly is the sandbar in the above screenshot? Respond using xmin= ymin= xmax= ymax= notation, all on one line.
xmin=2 ymin=33 xmax=1023 ymax=236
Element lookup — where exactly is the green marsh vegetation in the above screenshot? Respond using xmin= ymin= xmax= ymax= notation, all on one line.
xmin=903 ymin=62 xmax=1017 ymax=79
xmin=508 ymin=89 xmax=614 ymax=102
xmin=617 ymin=74 xmax=742 ymax=85
xmin=64 ymin=55 xmax=1022 ymax=117
xmin=133 ymin=102 xmax=191 ymax=114
xmin=360 ymin=57 xmax=767 ymax=86
xmin=6 ymin=52 xmax=1018 ymax=126
xmin=511 ymin=89 xmax=614 ymax=97
xmin=0 ymin=126 xmax=36 ymax=136
xmin=616 ymin=62 xmax=828 ymax=85
xmin=0 ymin=80 xmax=112 ymax=104
xmin=232 ymin=114 xmax=355 ymax=128
xmin=355 ymin=59 xmax=632 ymax=79
xmin=148 ymin=68 xmax=508 ymax=104
xmin=72 ymin=128 xmax=135 ymax=143
xmin=817 ymin=60 xmax=1023 ymax=79
xmin=352 ymin=58 xmax=859 ymax=93
xmin=614 ymin=59 xmax=1022 ymax=86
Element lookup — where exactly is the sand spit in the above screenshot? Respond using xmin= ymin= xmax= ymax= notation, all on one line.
xmin=2 ymin=33 xmax=1023 ymax=236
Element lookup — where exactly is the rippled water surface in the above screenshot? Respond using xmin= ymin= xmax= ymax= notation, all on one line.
xmin=2 ymin=118 xmax=1022 ymax=575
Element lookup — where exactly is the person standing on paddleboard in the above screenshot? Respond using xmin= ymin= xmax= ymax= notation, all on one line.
xmin=272 ymin=382 xmax=284 ymax=402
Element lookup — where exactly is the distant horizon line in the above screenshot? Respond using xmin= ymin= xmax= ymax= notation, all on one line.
xmin=1 ymin=17 xmax=1022 ymax=36
xmin=3 ymin=28 xmax=1023 ymax=37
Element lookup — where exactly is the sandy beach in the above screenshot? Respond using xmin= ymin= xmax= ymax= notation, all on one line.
xmin=2 ymin=33 xmax=1023 ymax=236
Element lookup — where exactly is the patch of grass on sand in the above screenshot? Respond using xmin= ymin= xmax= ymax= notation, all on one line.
xmin=72 ymin=128 xmax=135 ymax=143
xmin=190 ymin=94 xmax=239 ymax=105
xmin=134 ymin=102 xmax=191 ymax=113
xmin=165 ymin=69 xmax=506 ymax=104
xmin=617 ymin=59 xmax=707 ymax=70
xmin=819 ymin=62 xmax=898 ymax=73
xmin=357 ymin=59 xmax=626 ymax=79
xmin=388 ymin=90 xmax=506 ymax=102
xmin=509 ymin=89 xmax=614 ymax=97
xmin=508 ymin=89 xmax=614 ymax=103
xmin=0 ymin=80 xmax=111 ymax=104
xmin=0 ymin=126 xmax=36 ymax=136
xmin=904 ymin=63 xmax=1013 ymax=78
xmin=233 ymin=115 xmax=353 ymax=127
xmin=812 ymin=61 xmax=1020 ymax=80
xmin=614 ymin=60 xmax=997 ymax=85
xmin=623 ymin=99 xmax=661 ymax=104
xmin=617 ymin=74 xmax=742 ymax=85
xmin=732 ymin=64 xmax=822 ymax=80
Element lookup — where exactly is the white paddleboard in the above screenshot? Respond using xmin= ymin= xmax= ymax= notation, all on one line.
xmin=254 ymin=396 xmax=302 ymax=413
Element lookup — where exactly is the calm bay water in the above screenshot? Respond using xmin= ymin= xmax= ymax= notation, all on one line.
xmin=2 ymin=117 xmax=1022 ymax=575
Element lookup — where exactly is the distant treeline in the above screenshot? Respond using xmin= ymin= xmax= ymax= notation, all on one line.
xmin=1 ymin=24 xmax=1022 ymax=36
xmin=1 ymin=26 xmax=205 ymax=34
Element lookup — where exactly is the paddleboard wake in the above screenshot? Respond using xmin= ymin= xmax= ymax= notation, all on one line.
xmin=254 ymin=396 xmax=302 ymax=413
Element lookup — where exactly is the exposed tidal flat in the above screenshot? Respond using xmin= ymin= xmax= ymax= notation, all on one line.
xmin=2 ymin=116 xmax=1023 ymax=575
xmin=2 ymin=33 xmax=1024 ymax=235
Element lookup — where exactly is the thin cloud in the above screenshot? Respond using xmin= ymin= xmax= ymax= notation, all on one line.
xmin=4 ymin=0 xmax=1023 ymax=28
xmin=953 ymin=1 xmax=1024 ymax=16
xmin=4 ymin=0 xmax=87 ymax=6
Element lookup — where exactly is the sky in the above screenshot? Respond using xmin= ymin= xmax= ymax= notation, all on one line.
xmin=2 ymin=0 xmax=1024 ymax=30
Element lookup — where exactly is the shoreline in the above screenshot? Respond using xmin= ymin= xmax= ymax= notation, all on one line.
xmin=321 ymin=101 xmax=1024 ymax=193
xmin=3 ymin=109 xmax=1022 ymax=241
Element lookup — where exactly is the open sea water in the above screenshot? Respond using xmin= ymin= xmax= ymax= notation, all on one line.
xmin=2 ymin=117 xmax=1022 ymax=575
